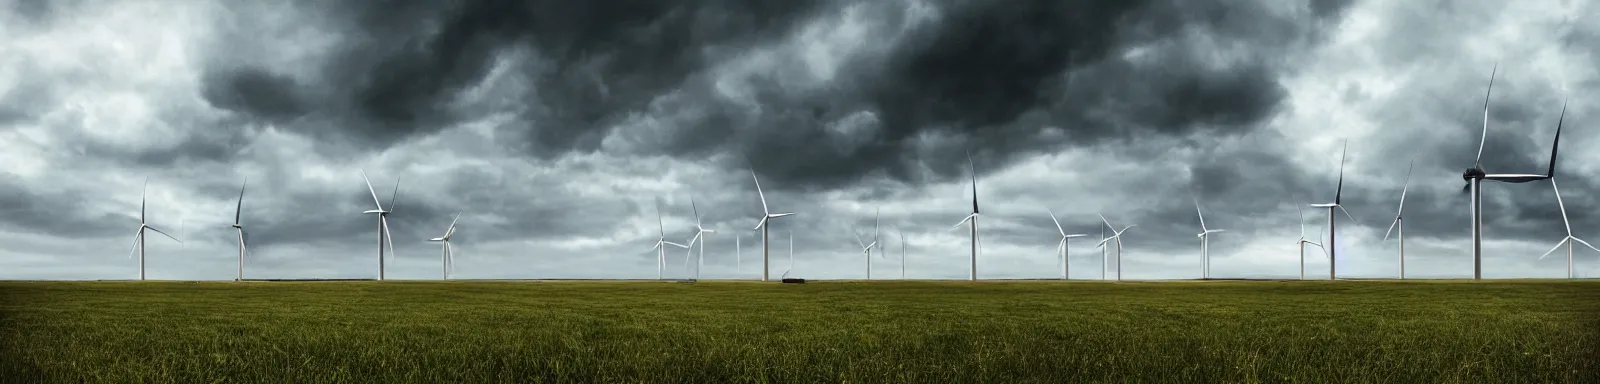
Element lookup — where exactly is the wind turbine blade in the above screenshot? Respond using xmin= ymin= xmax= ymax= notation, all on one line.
xmin=753 ymin=216 xmax=768 ymax=231
xmin=1476 ymin=64 xmax=1496 ymax=169
xmin=1396 ymin=159 xmax=1413 ymax=216
xmin=1539 ymin=238 xmax=1569 ymax=260
xmin=657 ymin=200 xmax=667 ymax=237
xmin=688 ymin=232 xmax=702 ymax=248
xmin=359 ymin=169 xmax=385 ymax=210
xmin=1548 ymin=99 xmax=1566 ymax=177
xmin=1119 ymin=225 xmax=1136 ymax=233
xmin=1553 ymin=178 xmax=1574 ymax=236
xmin=952 ymin=213 xmax=975 ymax=229
xmin=1096 ymin=213 xmax=1113 ymax=229
xmin=234 ymin=179 xmax=246 ymax=225
xmin=1335 ymin=139 xmax=1348 ymax=204
xmin=752 ymin=171 xmax=771 ymax=214
xmin=873 ymin=208 xmax=880 ymax=243
xmin=1296 ymin=200 xmax=1308 ymax=238
xmin=446 ymin=212 xmax=462 ymax=236
xmin=140 ymin=178 xmax=148 ymax=223
xmin=1382 ymin=217 xmax=1399 ymax=241
xmin=1047 ymin=208 xmax=1066 ymax=236
xmin=382 ymin=217 xmax=395 ymax=261
xmin=1337 ymin=206 xmax=1360 ymax=225
xmin=853 ymin=230 xmax=866 ymax=248
xmin=1571 ymin=237 xmax=1600 ymax=254
xmin=127 ymin=231 xmax=142 ymax=259
xmin=651 ymin=239 xmax=664 ymax=251
xmin=690 ymin=194 xmax=701 ymax=227
xmin=388 ymin=175 xmax=401 ymax=215
xmin=968 ymin=150 xmax=979 ymax=214
xmin=146 ymin=226 xmax=181 ymax=243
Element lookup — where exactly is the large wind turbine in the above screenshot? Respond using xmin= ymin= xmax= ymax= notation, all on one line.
xmin=1047 ymin=208 xmax=1087 ymax=280
xmin=429 ymin=213 xmax=461 ymax=280
xmin=1095 ymin=213 xmax=1136 ymax=281
xmin=751 ymin=169 xmax=795 ymax=282
xmin=126 ymin=178 xmax=182 ymax=280
xmin=359 ymin=170 xmax=400 ymax=281
xmin=684 ymin=195 xmax=716 ymax=280
xmin=651 ymin=200 xmax=688 ymax=280
xmin=1460 ymin=66 xmax=1563 ymax=280
xmin=953 ymin=151 xmax=982 ymax=281
xmin=1295 ymin=200 xmax=1329 ymax=280
xmin=852 ymin=208 xmax=880 ymax=279
xmin=1194 ymin=196 xmax=1225 ymax=279
xmin=231 ymin=180 xmax=250 ymax=281
xmin=1309 ymin=140 xmax=1358 ymax=280
xmin=1382 ymin=160 xmax=1415 ymax=279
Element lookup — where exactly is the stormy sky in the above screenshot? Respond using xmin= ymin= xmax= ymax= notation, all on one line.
xmin=2 ymin=0 xmax=1598 ymax=281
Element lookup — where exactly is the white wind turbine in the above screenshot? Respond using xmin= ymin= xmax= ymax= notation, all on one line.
xmin=1047 ymin=208 xmax=1087 ymax=280
xmin=898 ymin=228 xmax=907 ymax=279
xmin=359 ymin=170 xmax=400 ymax=281
xmin=1309 ymin=140 xmax=1358 ymax=280
xmin=780 ymin=230 xmax=796 ymax=280
xmin=852 ymin=208 xmax=880 ymax=280
xmin=953 ymin=150 xmax=982 ymax=281
xmin=1538 ymin=104 xmax=1590 ymax=278
xmin=231 ymin=180 xmax=250 ymax=281
xmin=1095 ymin=213 xmax=1136 ymax=281
xmin=1296 ymin=199 xmax=1329 ymax=280
xmin=651 ymin=199 xmax=688 ymax=280
xmin=126 ymin=178 xmax=182 ymax=281
xmin=1381 ymin=159 xmax=1415 ymax=279
xmin=751 ymin=169 xmax=795 ymax=282
xmin=429 ymin=212 xmax=461 ymax=280
xmin=1194 ymin=196 xmax=1225 ymax=279
xmin=684 ymin=195 xmax=715 ymax=280
xmin=1459 ymin=66 xmax=1563 ymax=280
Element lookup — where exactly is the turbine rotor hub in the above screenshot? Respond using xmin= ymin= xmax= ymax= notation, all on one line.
xmin=1462 ymin=168 xmax=1486 ymax=180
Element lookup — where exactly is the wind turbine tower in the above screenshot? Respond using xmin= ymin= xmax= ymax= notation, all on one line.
xmin=1460 ymin=66 xmax=1563 ymax=280
xmin=1309 ymin=140 xmax=1358 ymax=280
xmin=429 ymin=213 xmax=461 ymax=280
xmin=359 ymin=170 xmax=400 ymax=281
xmin=751 ymin=169 xmax=795 ymax=282
xmin=1382 ymin=160 xmax=1414 ymax=279
xmin=953 ymin=151 xmax=982 ymax=281
xmin=126 ymin=178 xmax=182 ymax=280
xmin=1047 ymin=208 xmax=1087 ymax=280
xmin=1194 ymin=196 xmax=1225 ymax=279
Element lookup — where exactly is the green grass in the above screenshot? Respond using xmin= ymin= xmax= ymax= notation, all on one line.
xmin=1 ymin=280 xmax=1597 ymax=383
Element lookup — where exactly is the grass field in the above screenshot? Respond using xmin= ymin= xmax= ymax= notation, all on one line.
xmin=2 ymin=280 xmax=1597 ymax=383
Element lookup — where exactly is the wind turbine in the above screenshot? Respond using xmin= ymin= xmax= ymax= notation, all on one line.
xmin=429 ymin=212 xmax=461 ymax=280
xmin=126 ymin=178 xmax=182 ymax=280
xmin=684 ymin=195 xmax=716 ymax=280
xmin=1100 ymin=223 xmax=1107 ymax=280
xmin=1047 ymin=208 xmax=1087 ymax=280
xmin=1538 ymin=105 xmax=1590 ymax=279
xmin=1382 ymin=159 xmax=1415 ymax=279
xmin=1095 ymin=213 xmax=1136 ymax=281
xmin=1460 ymin=65 xmax=1563 ymax=280
xmin=359 ymin=170 xmax=400 ymax=281
xmin=1295 ymin=199 xmax=1329 ymax=280
xmin=231 ymin=180 xmax=250 ymax=281
xmin=898 ymin=228 xmax=907 ymax=279
xmin=852 ymin=208 xmax=880 ymax=279
xmin=751 ymin=169 xmax=795 ymax=282
xmin=651 ymin=200 xmax=688 ymax=280
xmin=1309 ymin=140 xmax=1358 ymax=280
xmin=780 ymin=230 xmax=795 ymax=280
xmin=953 ymin=150 xmax=982 ymax=281
xmin=1194 ymin=196 xmax=1225 ymax=279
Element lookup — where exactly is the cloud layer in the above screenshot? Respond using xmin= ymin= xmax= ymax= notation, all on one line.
xmin=3 ymin=0 xmax=1599 ymax=281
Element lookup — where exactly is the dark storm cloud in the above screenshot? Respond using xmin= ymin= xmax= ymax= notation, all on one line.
xmin=200 ymin=0 xmax=1352 ymax=192
xmin=0 ymin=179 xmax=124 ymax=239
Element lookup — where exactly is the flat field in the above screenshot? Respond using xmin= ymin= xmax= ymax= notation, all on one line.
xmin=1 ymin=280 xmax=1597 ymax=383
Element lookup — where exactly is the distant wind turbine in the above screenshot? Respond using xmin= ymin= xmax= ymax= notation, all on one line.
xmin=359 ymin=170 xmax=400 ymax=281
xmin=231 ymin=180 xmax=250 ymax=281
xmin=651 ymin=199 xmax=688 ymax=280
xmin=1539 ymin=104 xmax=1590 ymax=279
xmin=1047 ymin=208 xmax=1087 ymax=280
xmin=1194 ymin=196 xmax=1225 ymax=279
xmin=1296 ymin=199 xmax=1329 ymax=280
xmin=429 ymin=212 xmax=461 ymax=280
xmin=1096 ymin=213 xmax=1135 ymax=281
xmin=1309 ymin=140 xmax=1358 ymax=280
xmin=953 ymin=150 xmax=982 ymax=281
xmin=898 ymin=228 xmax=907 ymax=279
xmin=1382 ymin=159 xmax=1415 ymax=279
xmin=852 ymin=208 xmax=880 ymax=280
xmin=126 ymin=178 xmax=182 ymax=281
xmin=750 ymin=168 xmax=795 ymax=282
xmin=684 ymin=195 xmax=716 ymax=280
